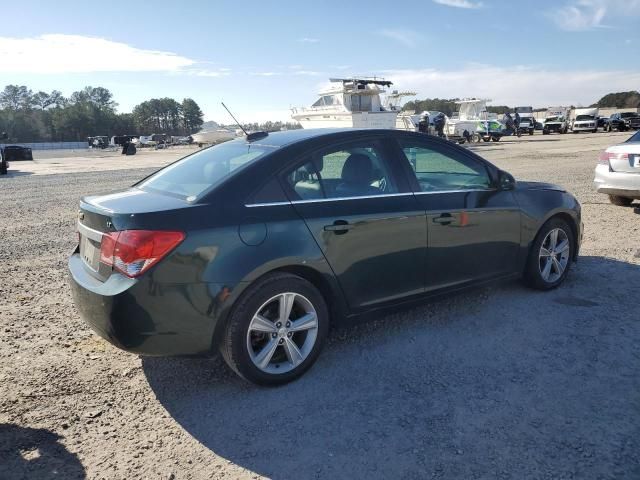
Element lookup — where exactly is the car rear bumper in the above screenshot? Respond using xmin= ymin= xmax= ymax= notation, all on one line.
xmin=593 ymin=165 xmax=640 ymax=198
xmin=68 ymin=253 xmax=238 ymax=356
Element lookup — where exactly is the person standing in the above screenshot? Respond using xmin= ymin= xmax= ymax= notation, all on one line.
xmin=434 ymin=112 xmax=446 ymax=138
xmin=418 ymin=113 xmax=430 ymax=134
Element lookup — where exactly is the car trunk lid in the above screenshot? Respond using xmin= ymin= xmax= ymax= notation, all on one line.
xmin=607 ymin=145 xmax=640 ymax=174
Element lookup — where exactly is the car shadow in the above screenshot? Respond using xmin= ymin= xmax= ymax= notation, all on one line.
xmin=143 ymin=255 xmax=640 ymax=479
xmin=0 ymin=424 xmax=85 ymax=479
xmin=1 ymin=170 xmax=34 ymax=178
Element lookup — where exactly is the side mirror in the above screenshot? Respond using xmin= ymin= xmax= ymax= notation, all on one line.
xmin=498 ymin=170 xmax=516 ymax=190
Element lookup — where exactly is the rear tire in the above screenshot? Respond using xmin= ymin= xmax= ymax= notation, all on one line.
xmin=608 ymin=195 xmax=633 ymax=206
xmin=524 ymin=218 xmax=575 ymax=291
xmin=220 ymin=272 xmax=329 ymax=386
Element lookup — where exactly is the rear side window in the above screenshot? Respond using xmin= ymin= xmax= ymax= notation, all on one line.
xmin=398 ymin=140 xmax=491 ymax=192
xmin=285 ymin=140 xmax=399 ymax=200
xmin=138 ymin=142 xmax=273 ymax=201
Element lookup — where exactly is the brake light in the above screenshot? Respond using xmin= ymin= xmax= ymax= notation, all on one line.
xmin=99 ymin=230 xmax=185 ymax=278
xmin=599 ymin=151 xmax=628 ymax=166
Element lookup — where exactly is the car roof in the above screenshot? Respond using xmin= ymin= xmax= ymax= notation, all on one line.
xmin=231 ymin=128 xmax=408 ymax=148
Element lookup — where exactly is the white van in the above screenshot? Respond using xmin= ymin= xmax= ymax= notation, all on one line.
xmin=572 ymin=108 xmax=599 ymax=133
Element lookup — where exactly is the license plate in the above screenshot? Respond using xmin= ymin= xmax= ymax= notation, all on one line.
xmin=80 ymin=235 xmax=100 ymax=271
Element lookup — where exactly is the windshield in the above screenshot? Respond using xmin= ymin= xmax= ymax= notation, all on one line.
xmin=138 ymin=141 xmax=273 ymax=200
xmin=576 ymin=115 xmax=595 ymax=121
xmin=620 ymin=112 xmax=638 ymax=119
xmin=546 ymin=116 xmax=559 ymax=122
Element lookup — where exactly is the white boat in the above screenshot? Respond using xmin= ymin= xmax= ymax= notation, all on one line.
xmin=291 ymin=78 xmax=399 ymax=129
xmin=445 ymin=98 xmax=492 ymax=140
xmin=383 ymin=90 xmax=427 ymax=131
xmin=191 ymin=128 xmax=239 ymax=145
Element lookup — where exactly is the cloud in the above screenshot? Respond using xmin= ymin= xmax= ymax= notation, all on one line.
xmin=549 ymin=0 xmax=640 ymax=31
xmin=432 ymin=0 xmax=482 ymax=9
xmin=292 ymin=70 xmax=322 ymax=76
xmin=378 ymin=29 xmax=423 ymax=48
xmin=0 ymin=34 xmax=199 ymax=74
xmin=250 ymin=72 xmax=281 ymax=76
xmin=188 ymin=69 xmax=231 ymax=77
xmin=298 ymin=37 xmax=319 ymax=43
xmin=382 ymin=65 xmax=640 ymax=108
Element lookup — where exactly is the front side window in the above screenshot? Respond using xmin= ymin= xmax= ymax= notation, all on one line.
xmin=286 ymin=140 xmax=399 ymax=200
xmin=399 ymin=141 xmax=491 ymax=192
xmin=138 ymin=142 xmax=272 ymax=201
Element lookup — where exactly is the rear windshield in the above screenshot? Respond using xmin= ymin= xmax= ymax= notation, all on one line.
xmin=627 ymin=130 xmax=640 ymax=143
xmin=138 ymin=141 xmax=273 ymax=200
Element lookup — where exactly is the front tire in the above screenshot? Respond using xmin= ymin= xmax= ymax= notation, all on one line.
xmin=220 ymin=272 xmax=329 ymax=386
xmin=524 ymin=218 xmax=574 ymax=290
xmin=608 ymin=195 xmax=633 ymax=206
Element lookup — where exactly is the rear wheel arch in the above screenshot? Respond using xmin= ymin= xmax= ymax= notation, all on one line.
xmin=213 ymin=264 xmax=345 ymax=350
xmin=271 ymin=265 xmax=345 ymax=322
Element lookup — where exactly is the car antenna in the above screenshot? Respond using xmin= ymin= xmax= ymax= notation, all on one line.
xmin=221 ymin=102 xmax=248 ymax=136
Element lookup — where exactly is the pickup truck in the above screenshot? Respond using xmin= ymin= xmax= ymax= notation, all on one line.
xmin=605 ymin=112 xmax=640 ymax=132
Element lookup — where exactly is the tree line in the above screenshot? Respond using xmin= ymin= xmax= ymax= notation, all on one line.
xmin=0 ymin=85 xmax=204 ymax=143
xmin=403 ymin=91 xmax=640 ymax=116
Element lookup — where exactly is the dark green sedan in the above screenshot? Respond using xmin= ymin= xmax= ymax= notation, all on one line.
xmin=69 ymin=129 xmax=582 ymax=385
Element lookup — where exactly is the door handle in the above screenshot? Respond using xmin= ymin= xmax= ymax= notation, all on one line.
xmin=432 ymin=213 xmax=453 ymax=225
xmin=324 ymin=220 xmax=352 ymax=234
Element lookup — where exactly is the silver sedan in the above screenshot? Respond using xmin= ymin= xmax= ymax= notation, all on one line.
xmin=594 ymin=130 xmax=640 ymax=206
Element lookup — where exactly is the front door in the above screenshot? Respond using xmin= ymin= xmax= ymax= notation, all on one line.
xmin=282 ymin=137 xmax=426 ymax=310
xmin=394 ymin=138 xmax=521 ymax=291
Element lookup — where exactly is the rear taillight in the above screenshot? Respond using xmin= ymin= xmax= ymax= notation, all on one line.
xmin=599 ymin=151 xmax=628 ymax=166
xmin=99 ymin=230 xmax=185 ymax=278
xmin=598 ymin=152 xmax=611 ymax=166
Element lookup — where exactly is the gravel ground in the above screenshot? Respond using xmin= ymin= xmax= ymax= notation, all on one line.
xmin=1 ymin=131 xmax=639 ymax=480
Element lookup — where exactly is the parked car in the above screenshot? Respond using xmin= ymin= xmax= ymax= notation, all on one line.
xmin=597 ymin=116 xmax=610 ymax=130
xmin=605 ymin=112 xmax=640 ymax=132
xmin=2 ymin=145 xmax=33 ymax=161
xmin=0 ymin=132 xmax=9 ymax=174
xmin=69 ymin=129 xmax=583 ymax=385
xmin=594 ymin=129 xmax=640 ymax=206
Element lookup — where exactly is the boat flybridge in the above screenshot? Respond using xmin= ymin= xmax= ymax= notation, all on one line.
xmin=383 ymin=90 xmax=426 ymax=131
xmin=291 ymin=78 xmax=400 ymax=129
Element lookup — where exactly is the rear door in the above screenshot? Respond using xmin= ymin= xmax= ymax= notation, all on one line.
xmin=281 ymin=136 xmax=426 ymax=311
xmin=392 ymin=137 xmax=521 ymax=291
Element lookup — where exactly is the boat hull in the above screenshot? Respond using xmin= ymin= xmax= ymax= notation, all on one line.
xmin=293 ymin=111 xmax=398 ymax=129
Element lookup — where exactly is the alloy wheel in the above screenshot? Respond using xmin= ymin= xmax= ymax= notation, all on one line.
xmin=246 ymin=292 xmax=318 ymax=374
xmin=538 ymin=228 xmax=570 ymax=283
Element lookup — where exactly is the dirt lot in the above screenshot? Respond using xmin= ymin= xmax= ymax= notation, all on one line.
xmin=1 ymin=132 xmax=639 ymax=479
